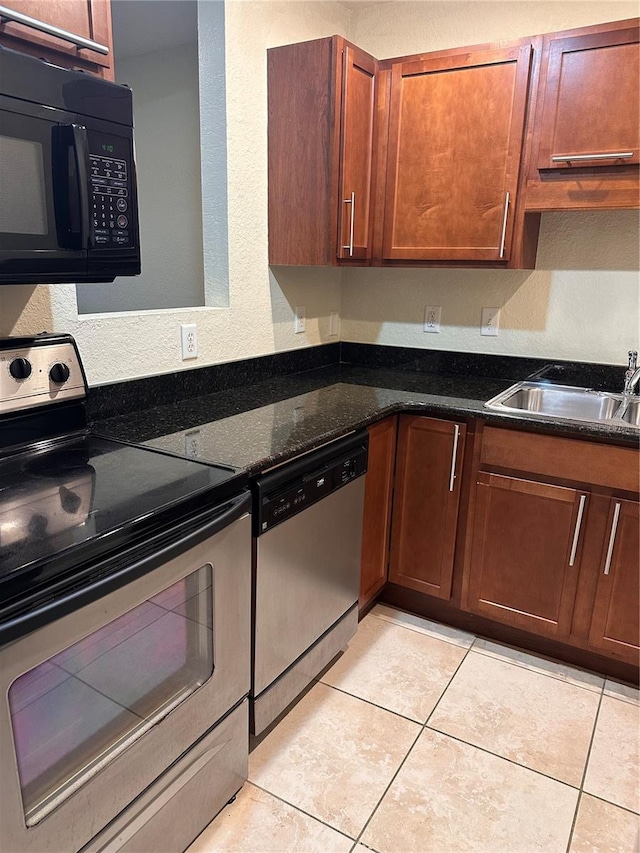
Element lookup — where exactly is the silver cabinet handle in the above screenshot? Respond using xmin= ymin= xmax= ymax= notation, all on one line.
xmin=603 ymin=502 xmax=621 ymax=575
xmin=568 ymin=494 xmax=587 ymax=567
xmin=499 ymin=192 xmax=510 ymax=259
xmin=551 ymin=152 xmax=634 ymax=163
xmin=342 ymin=191 xmax=355 ymax=257
xmin=0 ymin=4 xmax=109 ymax=54
xmin=448 ymin=424 xmax=460 ymax=492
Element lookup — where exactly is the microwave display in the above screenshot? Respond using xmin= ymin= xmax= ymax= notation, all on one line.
xmin=89 ymin=132 xmax=134 ymax=249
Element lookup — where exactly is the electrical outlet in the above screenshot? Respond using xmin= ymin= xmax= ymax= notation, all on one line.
xmin=184 ymin=429 xmax=201 ymax=459
xmin=180 ymin=323 xmax=198 ymax=359
xmin=294 ymin=306 xmax=306 ymax=334
xmin=424 ymin=306 xmax=441 ymax=334
xmin=481 ymin=307 xmax=500 ymax=336
xmin=329 ymin=311 xmax=339 ymax=336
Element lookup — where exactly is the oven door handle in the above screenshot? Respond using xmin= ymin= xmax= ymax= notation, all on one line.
xmin=0 ymin=490 xmax=251 ymax=646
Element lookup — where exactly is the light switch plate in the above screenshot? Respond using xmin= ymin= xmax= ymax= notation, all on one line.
xmin=481 ymin=307 xmax=500 ymax=336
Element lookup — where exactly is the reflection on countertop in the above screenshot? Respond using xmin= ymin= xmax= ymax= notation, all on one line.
xmin=92 ymin=364 xmax=639 ymax=475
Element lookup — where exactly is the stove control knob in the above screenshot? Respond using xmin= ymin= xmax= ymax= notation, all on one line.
xmin=9 ymin=357 xmax=32 ymax=380
xmin=49 ymin=362 xmax=70 ymax=384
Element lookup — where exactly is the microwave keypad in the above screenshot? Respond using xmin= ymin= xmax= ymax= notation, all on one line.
xmin=90 ymin=155 xmax=131 ymax=246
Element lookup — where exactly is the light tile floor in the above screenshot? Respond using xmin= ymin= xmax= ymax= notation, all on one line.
xmin=188 ymin=605 xmax=640 ymax=853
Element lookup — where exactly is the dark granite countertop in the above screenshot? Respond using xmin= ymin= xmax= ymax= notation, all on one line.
xmin=92 ymin=364 xmax=639 ymax=475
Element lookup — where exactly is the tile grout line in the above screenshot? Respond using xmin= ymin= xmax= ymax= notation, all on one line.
xmin=245 ymin=780 xmax=358 ymax=844
xmin=582 ymin=790 xmax=640 ymax=818
xmin=565 ymin=681 xmax=606 ymax=853
xmin=350 ymin=637 xmax=478 ymax=849
xmin=318 ymin=681 xmax=425 ymax=725
xmin=372 ymin=609 xmax=612 ymax=699
xmin=351 ymin=723 xmax=424 ymax=851
xmin=424 ymin=725 xmax=582 ymax=792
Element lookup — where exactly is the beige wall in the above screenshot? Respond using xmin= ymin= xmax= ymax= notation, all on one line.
xmin=0 ymin=0 xmax=638 ymax=384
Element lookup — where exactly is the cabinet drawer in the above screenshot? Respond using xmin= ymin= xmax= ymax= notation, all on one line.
xmin=481 ymin=427 xmax=639 ymax=493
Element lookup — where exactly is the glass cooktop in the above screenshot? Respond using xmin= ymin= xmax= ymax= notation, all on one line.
xmin=0 ymin=433 xmax=244 ymax=590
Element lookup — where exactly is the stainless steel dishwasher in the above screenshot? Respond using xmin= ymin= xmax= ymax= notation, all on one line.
xmin=251 ymin=430 xmax=368 ymax=735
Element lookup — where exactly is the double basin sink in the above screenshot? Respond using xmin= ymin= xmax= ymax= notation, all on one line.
xmin=485 ymin=381 xmax=640 ymax=428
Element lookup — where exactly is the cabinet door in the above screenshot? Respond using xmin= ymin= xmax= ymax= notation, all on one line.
xmin=588 ymin=498 xmax=639 ymax=665
xmin=359 ymin=416 xmax=398 ymax=609
xmin=467 ymin=473 xmax=588 ymax=639
xmin=536 ymin=25 xmax=639 ymax=171
xmin=389 ymin=416 xmax=465 ymax=599
xmin=337 ymin=45 xmax=376 ymax=261
xmin=0 ymin=1 xmax=113 ymax=77
xmin=383 ymin=44 xmax=532 ymax=262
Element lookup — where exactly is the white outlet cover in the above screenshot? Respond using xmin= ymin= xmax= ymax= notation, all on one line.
xmin=424 ymin=306 xmax=441 ymax=333
xmin=329 ymin=311 xmax=339 ymax=336
xmin=180 ymin=323 xmax=198 ymax=359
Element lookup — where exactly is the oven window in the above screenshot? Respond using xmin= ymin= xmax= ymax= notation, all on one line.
xmin=8 ymin=565 xmax=213 ymax=826
xmin=0 ymin=136 xmax=48 ymax=235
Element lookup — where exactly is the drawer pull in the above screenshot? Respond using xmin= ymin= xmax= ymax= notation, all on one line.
xmin=448 ymin=424 xmax=460 ymax=492
xmin=499 ymin=192 xmax=510 ymax=259
xmin=568 ymin=494 xmax=586 ymax=567
xmin=342 ymin=191 xmax=355 ymax=257
xmin=551 ymin=152 xmax=634 ymax=163
xmin=603 ymin=502 xmax=621 ymax=575
xmin=0 ymin=4 xmax=109 ymax=54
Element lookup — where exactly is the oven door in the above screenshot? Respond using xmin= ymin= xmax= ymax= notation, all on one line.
xmin=0 ymin=495 xmax=251 ymax=853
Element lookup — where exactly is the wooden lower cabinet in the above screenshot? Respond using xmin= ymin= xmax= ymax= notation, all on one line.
xmin=359 ymin=416 xmax=398 ymax=610
xmin=588 ymin=498 xmax=640 ymax=664
xmin=388 ymin=415 xmax=466 ymax=599
xmin=466 ymin=472 xmax=587 ymax=639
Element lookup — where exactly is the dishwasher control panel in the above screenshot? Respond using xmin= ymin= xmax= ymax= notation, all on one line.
xmin=254 ymin=433 xmax=368 ymax=535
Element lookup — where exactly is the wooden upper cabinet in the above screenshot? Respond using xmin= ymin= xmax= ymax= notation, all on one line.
xmin=267 ymin=36 xmax=377 ymax=266
xmin=0 ymin=0 xmax=114 ymax=79
xmin=389 ymin=416 xmax=466 ymax=599
xmin=588 ymin=498 xmax=639 ymax=665
xmin=382 ymin=45 xmax=532 ymax=262
xmin=525 ymin=18 xmax=640 ymax=210
xmin=337 ymin=45 xmax=376 ymax=261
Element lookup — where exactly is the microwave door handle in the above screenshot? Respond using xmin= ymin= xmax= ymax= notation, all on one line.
xmin=52 ymin=124 xmax=91 ymax=250
xmin=69 ymin=124 xmax=91 ymax=249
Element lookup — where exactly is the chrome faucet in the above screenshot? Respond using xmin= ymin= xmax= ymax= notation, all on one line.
xmin=623 ymin=350 xmax=640 ymax=395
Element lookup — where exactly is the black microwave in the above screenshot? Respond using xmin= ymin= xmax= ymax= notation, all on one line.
xmin=0 ymin=46 xmax=140 ymax=284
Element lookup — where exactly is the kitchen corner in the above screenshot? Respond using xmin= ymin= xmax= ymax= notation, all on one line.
xmin=1 ymin=0 xmax=639 ymax=851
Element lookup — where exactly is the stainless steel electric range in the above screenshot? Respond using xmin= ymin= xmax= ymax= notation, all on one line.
xmin=0 ymin=333 xmax=251 ymax=853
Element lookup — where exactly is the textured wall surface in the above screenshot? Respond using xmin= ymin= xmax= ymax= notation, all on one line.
xmin=76 ymin=43 xmax=205 ymax=314
xmin=0 ymin=0 xmax=637 ymax=381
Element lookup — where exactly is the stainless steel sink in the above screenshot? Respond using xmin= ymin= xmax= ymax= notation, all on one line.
xmin=485 ymin=381 xmax=639 ymax=429
xmin=618 ymin=397 xmax=640 ymax=426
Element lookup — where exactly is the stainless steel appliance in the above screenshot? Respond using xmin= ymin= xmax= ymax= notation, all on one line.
xmin=0 ymin=334 xmax=251 ymax=853
xmin=0 ymin=46 xmax=140 ymax=284
xmin=251 ymin=432 xmax=368 ymax=735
